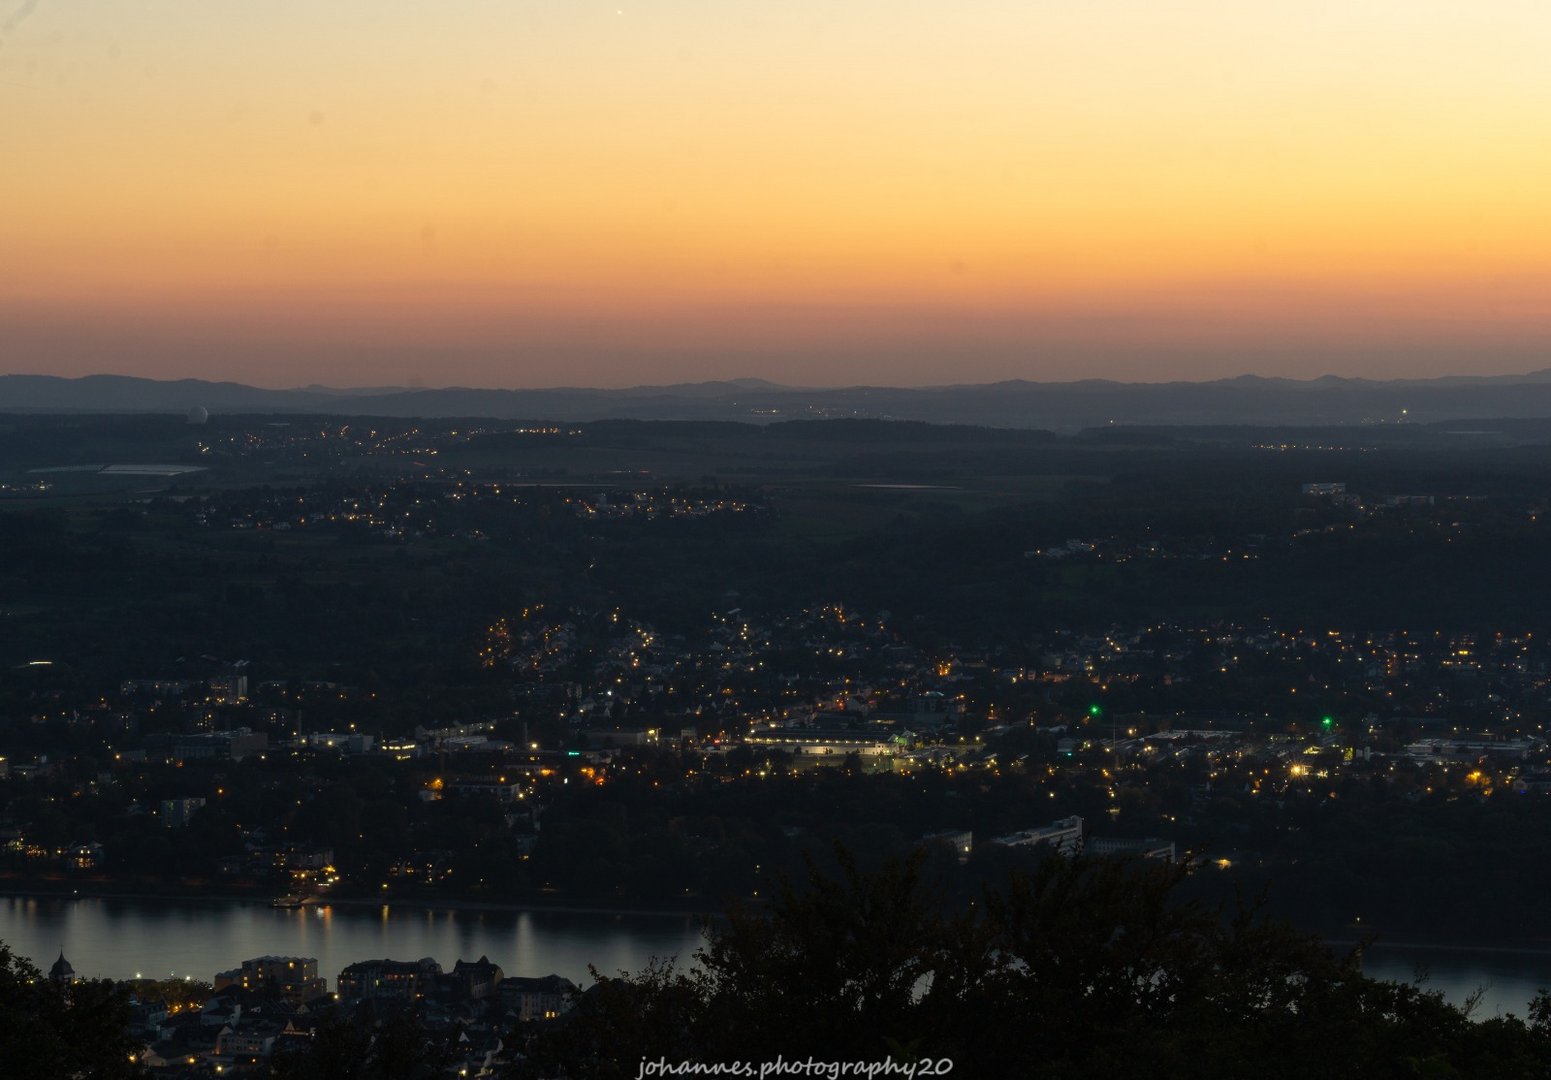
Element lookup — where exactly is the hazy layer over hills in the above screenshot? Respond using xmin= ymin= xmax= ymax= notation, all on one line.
xmin=9 ymin=371 xmax=1551 ymax=429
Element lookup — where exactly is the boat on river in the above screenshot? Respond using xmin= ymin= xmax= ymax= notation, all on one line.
xmin=269 ymin=894 xmax=318 ymax=909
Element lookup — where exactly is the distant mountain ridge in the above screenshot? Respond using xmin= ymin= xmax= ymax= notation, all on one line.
xmin=9 ymin=370 xmax=1551 ymax=429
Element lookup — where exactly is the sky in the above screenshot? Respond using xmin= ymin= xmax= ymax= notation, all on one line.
xmin=3 ymin=1 xmax=1550 ymax=389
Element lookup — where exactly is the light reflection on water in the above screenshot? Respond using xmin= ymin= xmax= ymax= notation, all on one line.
xmin=0 ymin=895 xmax=707 ymax=987
xmin=5 ymin=896 xmax=1547 ymax=1020
xmin=1359 ymin=944 xmax=1551 ymax=1020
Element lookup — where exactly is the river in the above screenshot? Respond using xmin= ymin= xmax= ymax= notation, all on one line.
xmin=1357 ymin=942 xmax=1550 ymax=1020
xmin=0 ymin=895 xmax=706 ymax=987
xmin=2 ymin=895 xmax=1547 ymax=1019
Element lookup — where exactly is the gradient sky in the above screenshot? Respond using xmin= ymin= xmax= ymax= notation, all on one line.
xmin=3 ymin=1 xmax=1550 ymax=388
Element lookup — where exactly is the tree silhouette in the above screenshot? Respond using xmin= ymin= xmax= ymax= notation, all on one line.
xmin=516 ymin=848 xmax=1551 ymax=1079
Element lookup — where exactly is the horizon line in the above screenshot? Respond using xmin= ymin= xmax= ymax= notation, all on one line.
xmin=7 ymin=368 xmax=1551 ymax=396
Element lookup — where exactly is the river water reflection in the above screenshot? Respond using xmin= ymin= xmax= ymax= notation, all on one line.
xmin=3 ymin=896 xmax=1548 ymax=1020
xmin=1359 ymin=943 xmax=1551 ymax=1020
xmin=0 ymin=895 xmax=707 ymax=986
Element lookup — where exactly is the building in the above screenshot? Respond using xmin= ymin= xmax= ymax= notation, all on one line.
xmin=921 ymin=829 xmax=974 ymax=864
xmin=48 ymin=951 xmax=75 ymax=985
xmin=126 ymin=998 xmax=169 ymax=1037
xmin=337 ymin=957 xmax=442 ymax=1002
xmin=65 ymin=841 xmax=103 ymax=869
xmin=1405 ymin=736 xmax=1539 ymax=764
xmin=743 ymin=728 xmax=900 ymax=758
xmin=447 ymin=955 xmax=505 ymax=999
xmin=274 ymin=847 xmax=334 ymax=871
xmin=380 ymin=739 xmax=420 ymax=760
xmin=160 ymin=798 xmax=207 ymax=828
xmin=498 ymin=974 xmax=578 ymax=1021
xmin=446 ymin=779 xmax=524 ymax=802
xmin=273 ymin=847 xmax=339 ymax=890
xmin=201 ymin=994 xmax=243 ymax=1028
xmin=213 ymin=956 xmax=327 ymax=1003
xmin=582 ymin=727 xmax=660 ymax=749
xmin=1086 ymin=837 xmax=1175 ymax=861
xmin=990 ymin=816 xmax=1084 ymax=855
xmin=216 ymin=1024 xmax=278 ymax=1059
xmin=303 ymin=732 xmax=376 ymax=754
xmin=119 ymin=679 xmax=193 ymax=700
xmin=207 ymin=668 xmax=249 ymax=704
xmin=151 ymin=729 xmax=269 ymax=763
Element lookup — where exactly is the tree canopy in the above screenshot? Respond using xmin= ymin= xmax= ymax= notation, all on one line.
xmin=0 ymin=941 xmax=143 ymax=1078
xmin=521 ymin=850 xmax=1551 ymax=1080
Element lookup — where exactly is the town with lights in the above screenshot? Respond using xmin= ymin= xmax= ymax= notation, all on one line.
xmin=10 ymin=413 xmax=1551 ymax=1075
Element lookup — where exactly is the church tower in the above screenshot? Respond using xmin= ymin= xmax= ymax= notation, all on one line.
xmin=48 ymin=951 xmax=75 ymax=985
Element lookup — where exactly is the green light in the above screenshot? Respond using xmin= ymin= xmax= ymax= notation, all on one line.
xmin=1088 ymin=704 xmax=1102 ymax=716
xmin=1321 ymin=716 xmax=1334 ymax=729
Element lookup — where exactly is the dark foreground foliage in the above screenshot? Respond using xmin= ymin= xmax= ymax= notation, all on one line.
xmin=0 ymin=940 xmax=144 ymax=1078
xmin=270 ymin=1010 xmax=447 ymax=1080
xmin=519 ymin=851 xmax=1551 ymax=1080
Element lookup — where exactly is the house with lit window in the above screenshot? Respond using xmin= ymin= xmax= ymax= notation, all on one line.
xmin=337 ymin=957 xmax=443 ymax=1002
xmin=498 ymin=974 xmax=578 ymax=1022
xmin=213 ymin=956 xmax=327 ymax=1003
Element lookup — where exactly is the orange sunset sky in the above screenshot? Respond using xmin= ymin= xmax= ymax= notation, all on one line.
xmin=3 ymin=1 xmax=1550 ymax=388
